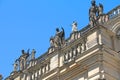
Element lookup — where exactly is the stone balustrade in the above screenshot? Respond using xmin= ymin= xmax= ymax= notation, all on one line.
xmin=63 ymin=41 xmax=86 ymax=64
xmin=108 ymin=5 xmax=120 ymax=19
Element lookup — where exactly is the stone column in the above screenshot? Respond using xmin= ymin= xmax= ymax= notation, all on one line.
xmin=83 ymin=37 xmax=87 ymax=51
xmin=78 ymin=43 xmax=82 ymax=54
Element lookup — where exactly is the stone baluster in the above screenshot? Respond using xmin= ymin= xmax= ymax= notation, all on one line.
xmin=75 ymin=46 xmax=78 ymax=56
xmin=69 ymin=50 xmax=72 ymax=59
xmin=65 ymin=53 xmax=68 ymax=61
xmin=48 ymin=62 xmax=50 ymax=71
xmin=46 ymin=64 xmax=48 ymax=72
xmin=67 ymin=51 xmax=71 ymax=61
xmin=27 ymin=73 xmax=32 ymax=80
xmin=35 ymin=71 xmax=38 ymax=80
xmin=78 ymin=43 xmax=82 ymax=54
xmin=32 ymin=73 xmax=34 ymax=80
xmin=42 ymin=66 xmax=44 ymax=74
xmin=73 ymin=48 xmax=76 ymax=58
xmin=76 ymin=46 xmax=79 ymax=55
xmin=71 ymin=48 xmax=74 ymax=58
xmin=83 ymin=38 xmax=87 ymax=51
xmin=24 ymin=74 xmax=27 ymax=80
xmin=33 ymin=72 xmax=35 ymax=80
xmin=64 ymin=54 xmax=66 ymax=62
xmin=44 ymin=65 xmax=46 ymax=73
xmin=77 ymin=45 xmax=80 ymax=54
xmin=39 ymin=68 xmax=41 ymax=76
xmin=67 ymin=52 xmax=70 ymax=61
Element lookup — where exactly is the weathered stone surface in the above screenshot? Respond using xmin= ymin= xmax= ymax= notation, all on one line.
xmin=5 ymin=1 xmax=120 ymax=80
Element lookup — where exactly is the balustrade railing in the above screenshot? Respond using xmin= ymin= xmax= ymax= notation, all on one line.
xmin=108 ymin=5 xmax=120 ymax=19
xmin=63 ymin=42 xmax=86 ymax=64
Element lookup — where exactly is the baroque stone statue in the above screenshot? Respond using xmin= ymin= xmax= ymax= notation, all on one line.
xmin=19 ymin=49 xmax=30 ymax=70
xmin=19 ymin=57 xmax=24 ymax=70
xmin=98 ymin=3 xmax=104 ymax=23
xmin=50 ymin=27 xmax=65 ymax=47
xmin=71 ymin=21 xmax=78 ymax=32
xmin=98 ymin=3 xmax=109 ymax=23
xmin=31 ymin=49 xmax=36 ymax=60
xmin=89 ymin=0 xmax=109 ymax=26
xmin=98 ymin=3 xmax=103 ymax=16
xmin=50 ymin=36 xmax=54 ymax=47
xmin=89 ymin=0 xmax=98 ymax=27
xmin=13 ymin=61 xmax=18 ymax=72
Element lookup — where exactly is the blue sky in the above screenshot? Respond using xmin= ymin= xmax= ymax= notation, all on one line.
xmin=0 ymin=0 xmax=119 ymax=79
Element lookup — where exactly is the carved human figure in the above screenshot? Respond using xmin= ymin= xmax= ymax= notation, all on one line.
xmin=72 ymin=21 xmax=78 ymax=32
xmin=13 ymin=62 xmax=18 ymax=71
xmin=50 ymin=36 xmax=54 ymax=47
xmin=20 ymin=58 xmax=24 ymax=70
xmin=98 ymin=3 xmax=103 ymax=16
xmin=54 ymin=28 xmax=61 ymax=47
xmin=31 ymin=49 xmax=36 ymax=60
xmin=89 ymin=0 xmax=98 ymax=27
xmin=60 ymin=27 xmax=65 ymax=45
xmin=52 ymin=27 xmax=65 ymax=47
xmin=21 ymin=49 xmax=29 ymax=69
xmin=24 ymin=58 xmax=27 ymax=69
xmin=98 ymin=3 xmax=104 ymax=23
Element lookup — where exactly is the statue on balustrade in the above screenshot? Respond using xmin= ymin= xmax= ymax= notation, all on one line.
xmin=89 ymin=0 xmax=98 ymax=27
xmin=98 ymin=3 xmax=109 ymax=23
xmin=98 ymin=3 xmax=103 ymax=17
xmin=19 ymin=58 xmax=24 ymax=70
xmin=50 ymin=27 xmax=65 ymax=47
xmin=71 ymin=21 xmax=78 ymax=32
xmin=19 ymin=49 xmax=30 ymax=70
xmin=89 ymin=0 xmax=109 ymax=26
xmin=50 ymin=36 xmax=54 ymax=47
xmin=13 ymin=60 xmax=18 ymax=72
xmin=98 ymin=3 xmax=104 ymax=23
xmin=31 ymin=49 xmax=36 ymax=60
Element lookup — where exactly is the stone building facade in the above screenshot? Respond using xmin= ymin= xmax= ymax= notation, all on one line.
xmin=6 ymin=1 xmax=120 ymax=80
